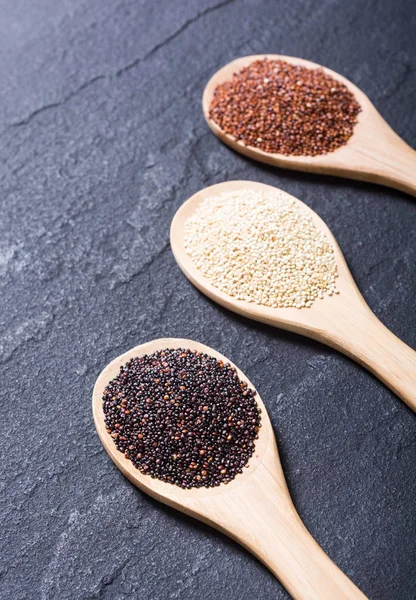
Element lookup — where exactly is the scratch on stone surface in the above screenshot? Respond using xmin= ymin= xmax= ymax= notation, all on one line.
xmin=364 ymin=256 xmax=389 ymax=278
xmin=0 ymin=0 xmax=238 ymax=138
xmin=379 ymin=61 xmax=411 ymax=99
xmin=0 ymin=244 xmax=16 ymax=277
xmin=115 ymin=0 xmax=238 ymax=77
xmin=352 ymin=52 xmax=411 ymax=101
xmin=0 ymin=241 xmax=28 ymax=276
xmin=355 ymin=408 xmax=399 ymax=438
xmin=93 ymin=559 xmax=129 ymax=598
xmin=395 ymin=438 xmax=416 ymax=458
xmin=6 ymin=76 xmax=106 ymax=131
xmin=40 ymin=519 xmax=74 ymax=599
xmin=110 ymin=240 xmax=170 ymax=290
xmin=152 ymin=287 xmax=178 ymax=322
xmin=171 ymin=549 xmax=214 ymax=595
xmin=250 ymin=352 xmax=271 ymax=370
xmin=281 ymin=355 xmax=329 ymax=403
xmin=40 ymin=491 xmax=131 ymax=599
xmin=0 ymin=312 xmax=54 ymax=364
xmin=275 ymin=392 xmax=285 ymax=405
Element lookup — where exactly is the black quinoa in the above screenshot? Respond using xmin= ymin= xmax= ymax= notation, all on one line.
xmin=102 ymin=348 xmax=261 ymax=489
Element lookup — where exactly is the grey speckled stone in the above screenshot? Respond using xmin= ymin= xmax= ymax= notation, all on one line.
xmin=0 ymin=1 xmax=415 ymax=599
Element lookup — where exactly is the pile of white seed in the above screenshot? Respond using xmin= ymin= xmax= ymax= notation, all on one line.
xmin=184 ymin=188 xmax=339 ymax=309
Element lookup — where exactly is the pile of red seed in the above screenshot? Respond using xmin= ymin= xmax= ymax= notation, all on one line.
xmin=209 ymin=58 xmax=361 ymax=156
xmin=103 ymin=348 xmax=261 ymax=489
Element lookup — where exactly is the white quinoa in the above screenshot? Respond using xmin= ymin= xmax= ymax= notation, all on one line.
xmin=184 ymin=189 xmax=339 ymax=309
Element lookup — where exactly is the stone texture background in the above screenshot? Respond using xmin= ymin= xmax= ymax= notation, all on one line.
xmin=1 ymin=1 xmax=415 ymax=598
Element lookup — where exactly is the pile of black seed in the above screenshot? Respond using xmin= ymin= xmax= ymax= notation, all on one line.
xmin=103 ymin=348 xmax=261 ymax=489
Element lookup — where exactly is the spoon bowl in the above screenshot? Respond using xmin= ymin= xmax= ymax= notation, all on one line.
xmin=93 ymin=337 xmax=367 ymax=600
xmin=93 ymin=337 xmax=275 ymax=507
xmin=171 ymin=181 xmax=416 ymax=410
xmin=203 ymin=55 xmax=416 ymax=196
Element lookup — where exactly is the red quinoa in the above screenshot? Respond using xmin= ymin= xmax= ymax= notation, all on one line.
xmin=209 ymin=58 xmax=361 ymax=156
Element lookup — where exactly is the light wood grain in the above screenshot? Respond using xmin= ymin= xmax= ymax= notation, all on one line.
xmin=170 ymin=180 xmax=416 ymax=411
xmin=202 ymin=55 xmax=416 ymax=197
xmin=93 ymin=338 xmax=368 ymax=600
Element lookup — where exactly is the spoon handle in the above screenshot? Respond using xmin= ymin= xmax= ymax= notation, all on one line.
xmin=215 ymin=463 xmax=367 ymax=599
xmin=353 ymin=118 xmax=416 ymax=197
xmin=324 ymin=296 xmax=416 ymax=411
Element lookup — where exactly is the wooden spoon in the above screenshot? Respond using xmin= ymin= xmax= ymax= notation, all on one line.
xmin=202 ymin=55 xmax=416 ymax=197
xmin=170 ymin=181 xmax=416 ymax=411
xmin=93 ymin=337 xmax=368 ymax=600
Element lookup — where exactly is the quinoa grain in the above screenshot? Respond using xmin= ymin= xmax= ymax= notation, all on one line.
xmin=184 ymin=189 xmax=339 ymax=309
xmin=209 ymin=58 xmax=361 ymax=156
xmin=103 ymin=348 xmax=261 ymax=489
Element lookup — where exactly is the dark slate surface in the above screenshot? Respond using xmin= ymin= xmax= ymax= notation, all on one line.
xmin=1 ymin=0 xmax=415 ymax=598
